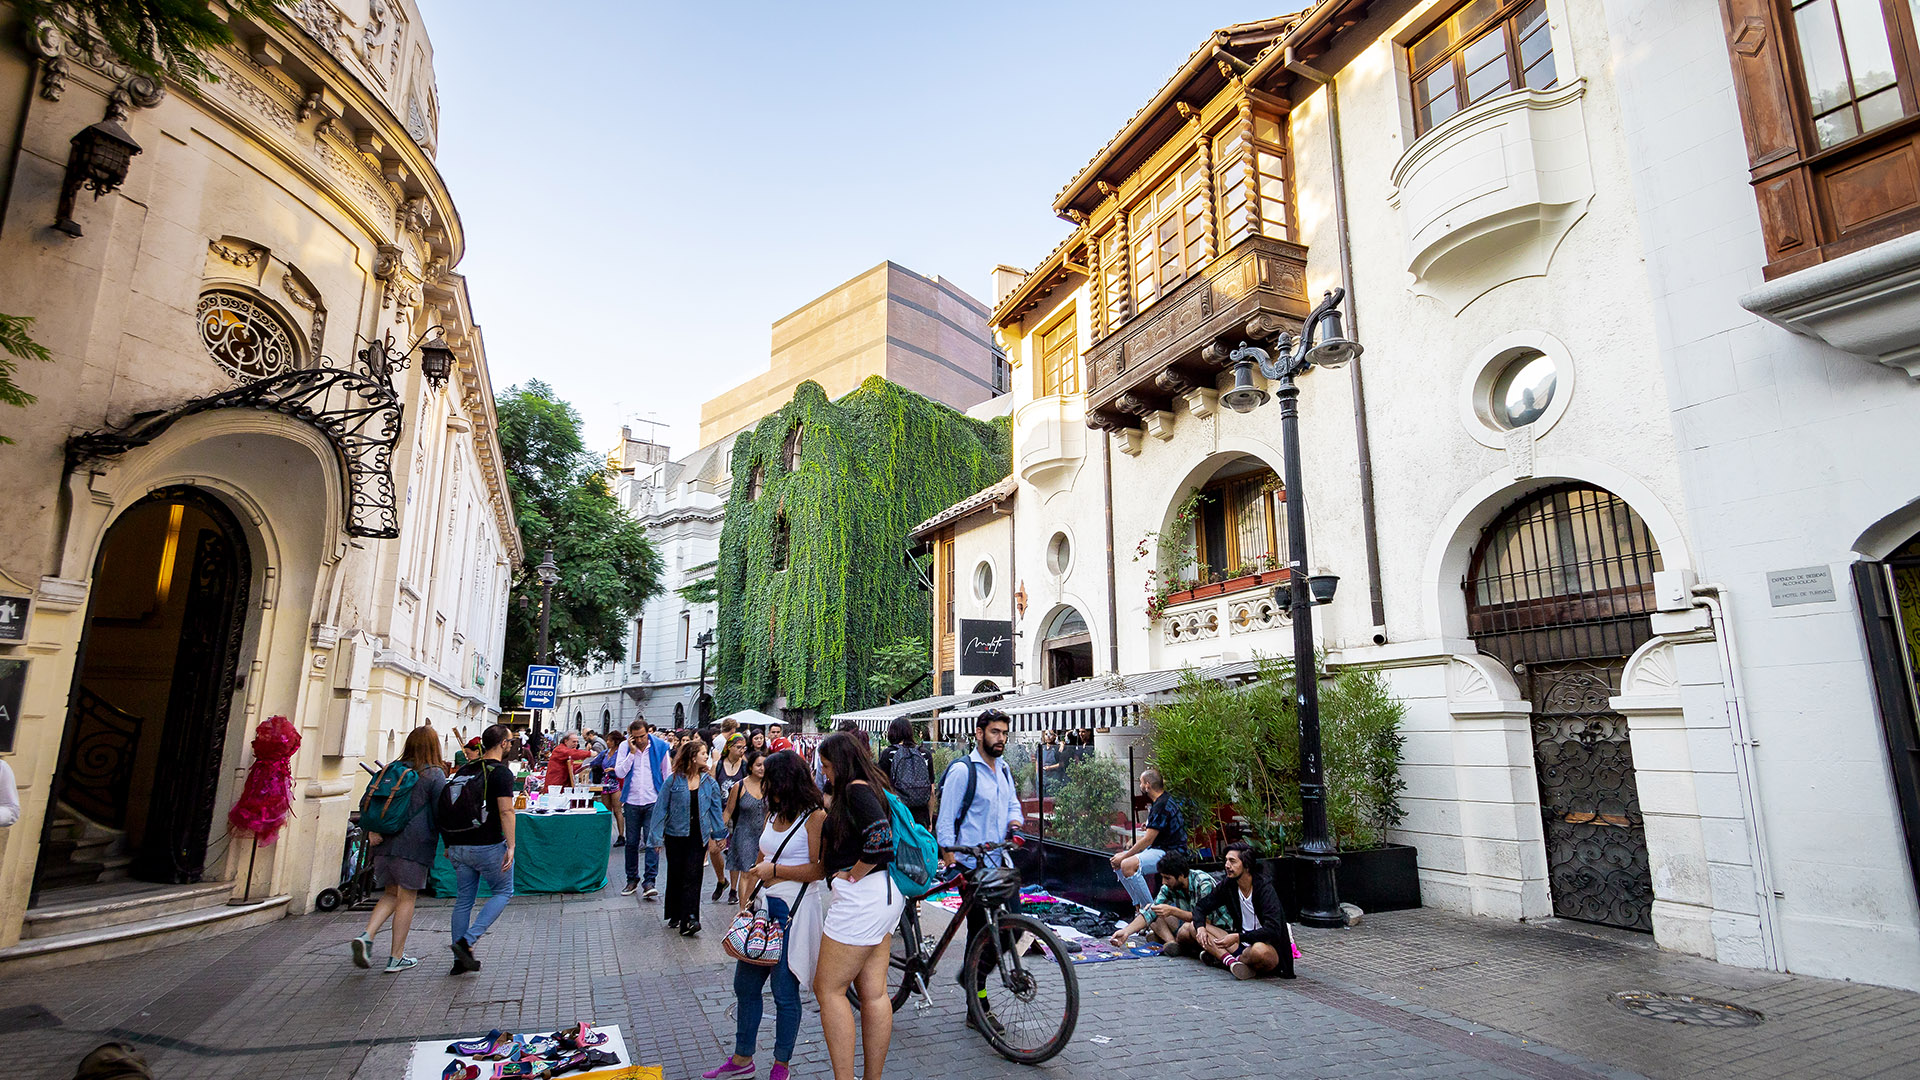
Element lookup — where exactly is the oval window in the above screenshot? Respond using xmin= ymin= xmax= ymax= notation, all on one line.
xmin=973 ymin=560 xmax=994 ymax=602
xmin=1491 ymin=351 xmax=1556 ymax=429
xmin=1046 ymin=532 xmax=1072 ymax=576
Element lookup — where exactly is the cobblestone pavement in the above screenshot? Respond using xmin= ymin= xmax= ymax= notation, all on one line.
xmin=0 ymin=849 xmax=1912 ymax=1079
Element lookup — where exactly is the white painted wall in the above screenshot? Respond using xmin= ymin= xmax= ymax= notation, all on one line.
xmin=1604 ymin=0 xmax=1920 ymax=990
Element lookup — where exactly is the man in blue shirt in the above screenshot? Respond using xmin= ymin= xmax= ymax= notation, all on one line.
xmin=936 ymin=709 xmax=1023 ymax=1034
xmin=1111 ymin=768 xmax=1186 ymax=909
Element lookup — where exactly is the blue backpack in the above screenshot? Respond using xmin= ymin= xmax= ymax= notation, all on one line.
xmin=359 ymin=760 xmax=420 ymax=836
xmin=885 ymin=790 xmax=942 ymax=900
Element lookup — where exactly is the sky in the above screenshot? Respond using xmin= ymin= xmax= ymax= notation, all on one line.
xmin=416 ymin=0 xmax=1284 ymax=458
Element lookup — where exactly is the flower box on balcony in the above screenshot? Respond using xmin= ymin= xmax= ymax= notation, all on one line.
xmin=1159 ymin=568 xmax=1288 ymax=608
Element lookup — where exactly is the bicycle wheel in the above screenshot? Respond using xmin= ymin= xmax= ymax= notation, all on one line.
xmin=963 ymin=912 xmax=1079 ymax=1064
xmin=887 ymin=903 xmax=934 ymax=1012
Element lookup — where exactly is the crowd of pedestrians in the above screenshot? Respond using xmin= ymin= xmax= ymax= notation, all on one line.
xmin=333 ymin=710 xmax=1296 ymax=1079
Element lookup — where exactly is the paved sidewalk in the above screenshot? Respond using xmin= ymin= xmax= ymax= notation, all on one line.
xmin=0 ymin=848 xmax=1911 ymax=1079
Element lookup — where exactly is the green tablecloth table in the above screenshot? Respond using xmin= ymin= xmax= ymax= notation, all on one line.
xmin=429 ymin=805 xmax=610 ymax=897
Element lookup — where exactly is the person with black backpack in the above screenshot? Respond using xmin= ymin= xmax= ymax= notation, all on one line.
xmin=437 ymin=723 xmax=518 ymax=974
xmin=876 ymin=718 xmax=933 ymax=829
xmin=349 ymin=725 xmax=446 ymax=973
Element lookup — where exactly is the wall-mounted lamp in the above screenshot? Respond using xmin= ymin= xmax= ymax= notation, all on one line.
xmin=54 ymin=118 xmax=141 ymax=237
xmin=417 ymin=333 xmax=455 ymax=389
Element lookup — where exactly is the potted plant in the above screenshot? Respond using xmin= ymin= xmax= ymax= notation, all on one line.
xmin=1136 ymin=488 xmax=1208 ymax=621
xmin=1143 ymin=657 xmax=1420 ymax=916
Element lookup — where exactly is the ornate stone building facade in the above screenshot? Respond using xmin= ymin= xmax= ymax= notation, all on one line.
xmin=0 ymin=1 xmax=517 ymax=968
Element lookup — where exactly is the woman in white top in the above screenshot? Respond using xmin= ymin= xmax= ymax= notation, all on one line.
xmin=701 ymin=749 xmax=825 ymax=1080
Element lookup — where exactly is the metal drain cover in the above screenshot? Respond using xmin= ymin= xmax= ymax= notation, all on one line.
xmin=1610 ymin=991 xmax=1763 ymax=1027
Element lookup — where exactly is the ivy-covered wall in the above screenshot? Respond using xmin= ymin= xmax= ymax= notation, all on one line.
xmin=714 ymin=377 xmax=1010 ymax=722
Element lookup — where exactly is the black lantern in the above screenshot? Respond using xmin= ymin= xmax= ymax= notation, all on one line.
xmin=418 ymin=333 xmax=455 ymax=389
xmin=54 ymin=119 xmax=142 ymax=237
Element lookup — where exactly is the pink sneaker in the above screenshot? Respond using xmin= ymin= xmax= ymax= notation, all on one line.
xmin=769 ymin=1066 xmax=790 ymax=1080
xmin=702 ymin=1059 xmax=754 ymax=1078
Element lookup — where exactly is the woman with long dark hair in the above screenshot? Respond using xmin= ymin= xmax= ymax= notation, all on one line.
xmin=703 ymin=750 xmax=824 ymax=1080
xmin=811 ymin=732 xmax=906 ymax=1080
xmin=722 ymin=749 xmax=768 ymax=905
xmin=351 ymin=725 xmax=446 ymax=973
xmin=647 ymin=739 xmax=727 ymax=935
xmin=877 ymin=718 xmax=932 ymax=829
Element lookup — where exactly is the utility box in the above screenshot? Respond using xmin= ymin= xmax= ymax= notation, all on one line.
xmin=1652 ymin=568 xmax=1698 ymax=612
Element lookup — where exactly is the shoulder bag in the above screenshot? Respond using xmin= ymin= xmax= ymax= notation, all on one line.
xmin=723 ymin=810 xmax=815 ymax=967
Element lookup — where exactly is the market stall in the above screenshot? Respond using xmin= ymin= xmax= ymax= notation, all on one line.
xmin=429 ymin=798 xmax=611 ymax=897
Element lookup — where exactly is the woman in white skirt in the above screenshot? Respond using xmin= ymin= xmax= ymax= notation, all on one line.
xmin=811 ymin=731 xmax=907 ymax=1080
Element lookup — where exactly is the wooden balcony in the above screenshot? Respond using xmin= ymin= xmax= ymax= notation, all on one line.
xmin=1085 ymin=235 xmax=1310 ymax=432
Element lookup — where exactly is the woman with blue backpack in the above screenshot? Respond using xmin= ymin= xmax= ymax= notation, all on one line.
xmin=808 ymin=731 xmax=931 ymax=1080
xmin=349 ymin=725 xmax=447 ymax=973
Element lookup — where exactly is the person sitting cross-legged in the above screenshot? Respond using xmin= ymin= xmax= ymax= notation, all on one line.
xmin=1107 ymin=850 xmax=1233 ymax=954
xmin=1188 ymin=841 xmax=1295 ymax=980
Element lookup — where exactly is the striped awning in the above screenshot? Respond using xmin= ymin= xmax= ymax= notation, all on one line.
xmin=835 ymin=689 xmax=1009 ymax=735
xmin=939 ymin=660 xmax=1265 ymax=737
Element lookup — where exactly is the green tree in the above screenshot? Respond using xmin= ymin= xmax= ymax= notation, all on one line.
xmin=496 ymin=381 xmax=663 ymax=708
xmin=16 ymin=1 xmax=289 ymax=82
xmin=1051 ymin=753 xmax=1126 ymax=850
xmin=0 ymin=315 xmax=53 ymax=446
xmin=865 ymin=634 xmax=930 ymax=703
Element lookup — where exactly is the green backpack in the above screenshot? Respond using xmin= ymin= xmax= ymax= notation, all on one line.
xmin=359 ymin=760 xmax=421 ymax=836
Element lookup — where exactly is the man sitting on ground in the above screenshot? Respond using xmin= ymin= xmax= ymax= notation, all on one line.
xmin=1187 ymin=842 xmax=1295 ymax=979
xmin=1107 ymin=850 xmax=1233 ymax=952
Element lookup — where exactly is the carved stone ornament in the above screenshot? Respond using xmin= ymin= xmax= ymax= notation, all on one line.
xmin=282 ymin=274 xmax=318 ymax=311
xmin=1096 ymin=181 xmax=1117 ymax=199
xmin=1199 ymin=340 xmax=1235 ymax=369
xmin=400 ymin=196 xmax=434 ymax=235
xmin=372 ymin=243 xmax=404 ymax=281
xmin=315 ymin=116 xmax=350 ymax=144
xmin=299 ymin=91 xmax=323 ymax=122
xmin=1153 ymin=369 xmax=1196 ymax=395
xmin=210 ymin=240 xmax=265 ymax=269
xmin=290 ymin=0 xmax=353 ymax=66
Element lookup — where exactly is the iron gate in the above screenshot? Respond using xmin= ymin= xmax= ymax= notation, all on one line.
xmin=1467 ymin=485 xmax=1661 ymax=932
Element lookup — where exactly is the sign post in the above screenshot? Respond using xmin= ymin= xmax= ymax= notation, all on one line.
xmin=524 ymin=664 xmax=560 ymax=735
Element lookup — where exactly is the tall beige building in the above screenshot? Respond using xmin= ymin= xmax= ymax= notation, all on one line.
xmin=698 ymin=262 xmax=1005 ymax=445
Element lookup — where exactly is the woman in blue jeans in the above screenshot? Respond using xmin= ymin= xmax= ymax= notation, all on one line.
xmin=704 ymin=750 xmax=824 ymax=1080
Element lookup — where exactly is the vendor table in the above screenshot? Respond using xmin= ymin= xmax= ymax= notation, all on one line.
xmin=429 ymin=804 xmax=611 ymax=897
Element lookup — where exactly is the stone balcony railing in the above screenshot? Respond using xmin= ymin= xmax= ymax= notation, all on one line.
xmin=1159 ymin=574 xmax=1290 ymax=646
xmin=1085 ymin=235 xmax=1310 ymax=433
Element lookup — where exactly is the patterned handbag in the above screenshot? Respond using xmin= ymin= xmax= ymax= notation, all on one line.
xmin=720 ymin=811 xmax=814 ymax=967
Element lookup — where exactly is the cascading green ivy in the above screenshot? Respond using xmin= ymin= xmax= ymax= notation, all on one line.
xmin=714 ymin=377 xmax=1011 ymax=722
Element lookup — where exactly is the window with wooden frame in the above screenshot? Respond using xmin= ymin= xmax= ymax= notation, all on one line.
xmin=1213 ymin=109 xmax=1293 ymax=248
xmin=1130 ymin=158 xmax=1209 ymax=312
xmin=1408 ymin=0 xmax=1557 ymax=137
xmin=939 ymin=536 xmax=957 ymax=640
xmin=1036 ymin=309 xmax=1079 ymax=397
xmin=1723 ymin=0 xmax=1920 ymax=273
xmin=1189 ymin=467 xmax=1289 ymax=584
xmin=632 ymin=618 xmax=644 ymax=667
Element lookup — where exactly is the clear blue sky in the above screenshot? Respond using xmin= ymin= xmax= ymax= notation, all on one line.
xmin=417 ymin=0 xmax=1284 ymax=457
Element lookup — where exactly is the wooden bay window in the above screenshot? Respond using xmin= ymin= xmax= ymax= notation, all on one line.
xmin=1409 ymin=0 xmax=1557 ymax=136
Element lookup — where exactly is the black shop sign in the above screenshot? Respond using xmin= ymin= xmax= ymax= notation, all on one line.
xmin=959 ymin=619 xmax=1014 ymax=678
xmin=0 ymin=658 xmax=24 ymax=753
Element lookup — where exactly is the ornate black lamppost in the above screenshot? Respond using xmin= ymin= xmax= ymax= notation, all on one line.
xmin=693 ymin=628 xmax=716 ymax=725
xmin=1221 ymin=288 xmax=1361 ymax=929
xmin=535 ymin=547 xmax=560 ymax=666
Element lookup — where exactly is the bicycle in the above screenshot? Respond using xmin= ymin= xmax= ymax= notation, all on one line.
xmin=884 ymin=841 xmax=1079 ymax=1064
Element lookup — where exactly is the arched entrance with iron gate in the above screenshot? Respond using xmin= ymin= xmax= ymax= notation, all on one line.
xmin=34 ymin=487 xmax=252 ymax=895
xmin=1466 ymin=484 xmax=1663 ymax=932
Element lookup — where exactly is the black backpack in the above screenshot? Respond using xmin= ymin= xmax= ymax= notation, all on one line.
xmin=887 ymin=745 xmax=933 ymax=808
xmin=437 ymin=761 xmax=494 ymax=838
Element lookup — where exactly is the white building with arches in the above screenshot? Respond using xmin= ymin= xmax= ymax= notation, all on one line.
xmin=0 ymin=1 xmax=517 ymax=968
xmin=968 ymin=1 xmax=1920 ymax=992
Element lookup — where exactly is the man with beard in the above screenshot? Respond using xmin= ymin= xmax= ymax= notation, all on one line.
xmin=935 ymin=709 xmax=1024 ymax=1035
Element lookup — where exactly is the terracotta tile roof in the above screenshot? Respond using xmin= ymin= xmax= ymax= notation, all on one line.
xmin=910 ymin=475 xmax=1018 ymax=539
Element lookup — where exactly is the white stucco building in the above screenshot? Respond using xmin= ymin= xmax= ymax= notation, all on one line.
xmin=959 ymin=0 xmax=1920 ymax=992
xmin=556 ymin=430 xmax=737 ymax=733
xmin=0 ymin=0 xmax=517 ymax=968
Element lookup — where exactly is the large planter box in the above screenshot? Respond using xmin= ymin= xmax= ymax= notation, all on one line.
xmin=1264 ymin=843 xmax=1421 ymax=918
xmin=1010 ymin=834 xmax=1133 ymax=917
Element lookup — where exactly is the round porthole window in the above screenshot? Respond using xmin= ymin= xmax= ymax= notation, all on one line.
xmin=1490 ymin=350 xmax=1556 ymax=429
xmin=1046 ymin=532 xmax=1072 ymax=576
xmin=973 ymin=560 xmax=994 ymax=602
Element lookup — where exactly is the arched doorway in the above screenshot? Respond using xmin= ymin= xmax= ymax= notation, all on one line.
xmin=36 ymin=487 xmax=252 ymax=895
xmin=1466 ymin=484 xmax=1662 ymax=932
xmin=1041 ymin=607 xmax=1093 ymax=688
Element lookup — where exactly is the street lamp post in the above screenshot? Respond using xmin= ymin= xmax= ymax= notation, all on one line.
xmin=1222 ymin=288 xmax=1362 ymax=930
xmin=693 ymin=628 xmax=716 ymax=725
xmin=535 ymin=547 xmax=560 ymax=731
